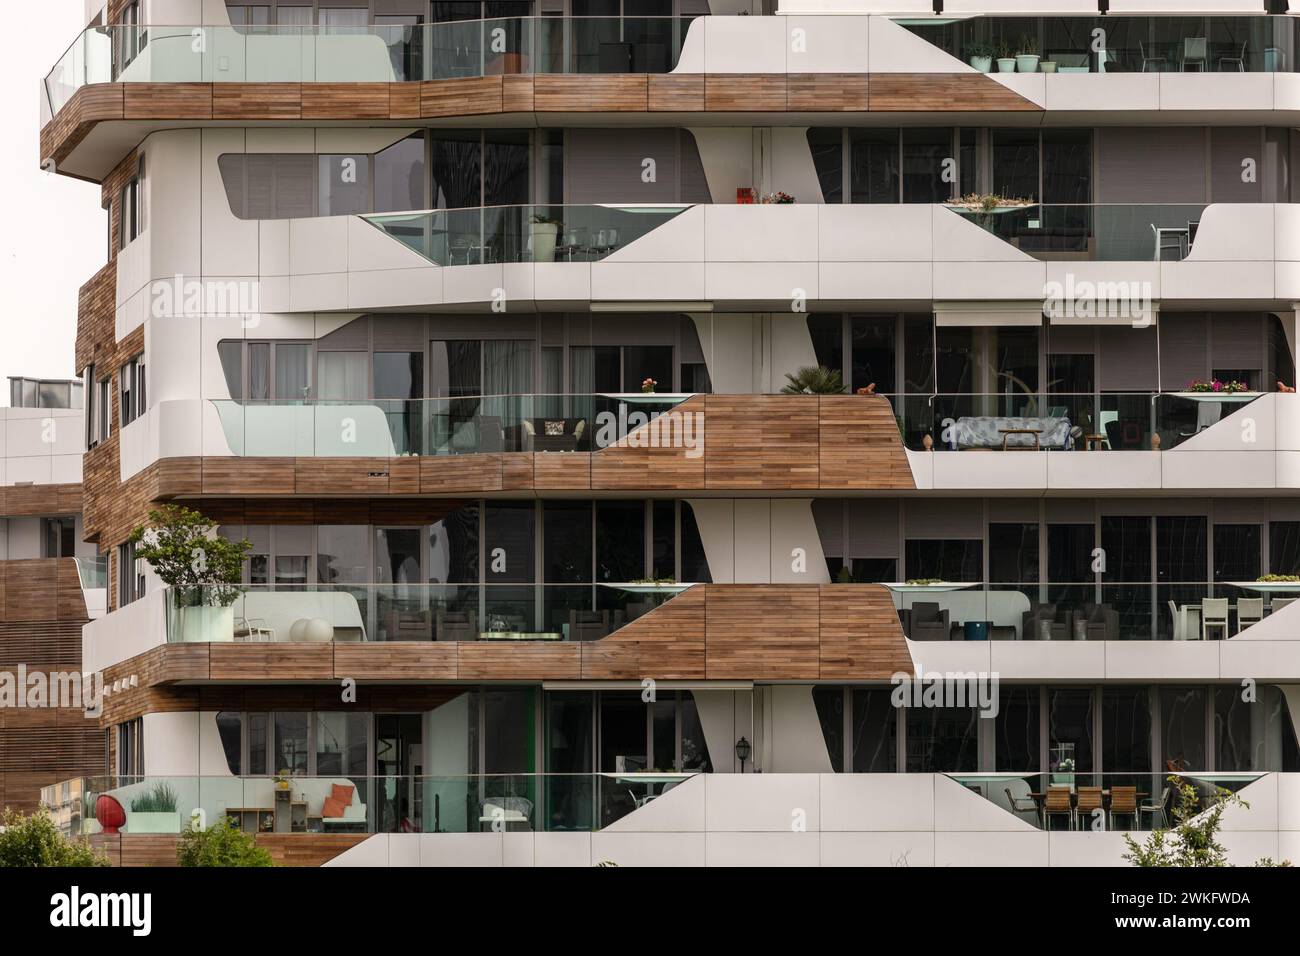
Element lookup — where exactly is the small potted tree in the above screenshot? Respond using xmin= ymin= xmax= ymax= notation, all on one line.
xmin=1015 ymin=35 xmax=1040 ymax=73
xmin=966 ymin=40 xmax=993 ymax=74
xmin=996 ymin=40 xmax=1017 ymax=74
xmin=130 ymin=504 xmax=251 ymax=643
xmin=530 ymin=213 xmax=562 ymax=263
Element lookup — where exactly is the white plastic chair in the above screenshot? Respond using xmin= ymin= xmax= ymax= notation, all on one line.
xmin=1201 ymin=597 xmax=1230 ymax=640
xmin=1236 ymin=597 xmax=1264 ymax=634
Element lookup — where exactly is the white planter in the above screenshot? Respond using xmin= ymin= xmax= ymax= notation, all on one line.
xmin=969 ymin=55 xmax=992 ymax=73
xmin=1040 ymin=61 xmax=1057 ymax=74
xmin=178 ymin=605 xmax=234 ymax=643
xmin=127 ymin=811 xmax=181 ymax=834
xmin=1016 ymin=54 xmax=1039 ymax=73
xmin=530 ymin=222 xmax=558 ymax=263
xmin=996 ymin=57 xmax=1016 ymax=73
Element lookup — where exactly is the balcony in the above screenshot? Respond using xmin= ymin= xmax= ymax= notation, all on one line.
xmin=42 ymin=17 xmax=696 ymax=120
xmin=900 ymin=15 xmax=1299 ymax=76
xmin=891 ymin=390 xmax=1260 ymax=453
xmin=85 ymin=583 xmax=914 ymax=685
xmin=890 ymin=580 xmax=1295 ymax=643
xmin=365 ymin=204 xmax=690 ymax=267
xmin=949 ymin=772 xmax=1261 ymax=833
xmin=123 ymin=393 xmax=914 ymax=494
xmin=163 ymin=582 xmax=681 ymax=645
xmin=42 ymin=772 xmax=699 ymax=837
xmin=949 ymin=203 xmax=1206 ymax=262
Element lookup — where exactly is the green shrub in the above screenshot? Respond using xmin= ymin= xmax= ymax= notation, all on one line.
xmin=176 ymin=817 xmax=274 ymax=867
xmin=0 ymin=808 xmax=108 ymax=867
xmin=130 ymin=783 xmax=178 ymax=814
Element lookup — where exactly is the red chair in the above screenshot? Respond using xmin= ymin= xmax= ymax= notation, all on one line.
xmin=95 ymin=794 xmax=126 ymax=834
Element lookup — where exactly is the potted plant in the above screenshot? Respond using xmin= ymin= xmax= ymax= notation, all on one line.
xmin=1015 ymin=35 xmax=1040 ymax=73
xmin=130 ymin=504 xmax=251 ymax=643
xmin=641 ymin=377 xmax=657 ymax=394
xmin=1040 ymin=59 xmax=1058 ymax=73
xmin=966 ymin=40 xmax=993 ymax=73
xmin=996 ymin=41 xmax=1016 ymax=74
xmin=128 ymin=782 xmax=181 ymax=834
xmin=530 ymin=213 xmax=561 ymax=263
xmin=780 ymin=366 xmax=845 ymax=395
xmin=1184 ymin=379 xmax=1251 ymax=394
xmin=759 ymin=191 xmax=796 ymax=204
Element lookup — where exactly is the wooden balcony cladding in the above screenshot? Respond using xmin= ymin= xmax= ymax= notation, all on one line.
xmin=0 ymin=483 xmax=82 ymax=518
xmin=96 ymin=584 xmax=914 ymax=715
xmin=43 ymin=74 xmax=1042 ymax=177
xmin=133 ymin=395 xmax=913 ymax=500
xmin=0 ymin=559 xmax=89 ymax=624
xmin=89 ymin=833 xmax=369 ymax=867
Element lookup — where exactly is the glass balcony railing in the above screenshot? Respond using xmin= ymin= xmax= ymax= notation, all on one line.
xmin=210 ymin=392 xmax=692 ymax=458
xmin=948 ymin=772 xmax=1262 ymax=832
xmin=898 ymin=15 xmax=1299 ymax=75
xmin=41 ymin=772 xmax=700 ymax=838
xmin=43 ymin=17 xmax=696 ymax=119
xmin=364 ymin=204 xmax=690 ymax=266
xmin=946 ymin=203 xmax=1207 ymax=262
xmin=884 ymin=391 xmax=1261 ymax=453
xmin=889 ymin=581 xmax=1290 ymax=642
xmin=163 ymin=582 xmax=687 ymax=644
xmin=74 ymin=555 xmax=108 ymax=590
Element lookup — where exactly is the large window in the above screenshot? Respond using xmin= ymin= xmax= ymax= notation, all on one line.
xmin=118 ymin=354 xmax=146 ymax=427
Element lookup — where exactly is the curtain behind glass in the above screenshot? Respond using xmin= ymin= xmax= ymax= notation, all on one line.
xmin=316 ymin=351 xmax=368 ymax=400
xmin=483 ymin=340 xmax=534 ymax=395
xmin=275 ymin=344 xmax=310 ymax=400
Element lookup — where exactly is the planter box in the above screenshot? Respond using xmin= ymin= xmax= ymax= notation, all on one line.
xmin=177 ymin=605 xmax=234 ymax=643
xmin=127 ymin=811 xmax=181 ymax=834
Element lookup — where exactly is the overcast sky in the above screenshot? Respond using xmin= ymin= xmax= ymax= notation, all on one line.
xmin=1 ymin=2 xmax=107 ymax=401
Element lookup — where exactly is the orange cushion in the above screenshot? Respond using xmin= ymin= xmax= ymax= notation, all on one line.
xmin=321 ymin=797 xmax=345 ymax=818
xmin=331 ymin=783 xmax=354 ymax=806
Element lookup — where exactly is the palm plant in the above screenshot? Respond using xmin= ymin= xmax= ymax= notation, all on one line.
xmin=781 ymin=366 xmax=845 ymax=395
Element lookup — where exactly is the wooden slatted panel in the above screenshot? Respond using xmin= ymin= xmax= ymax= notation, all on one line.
xmin=420 ymin=455 xmax=503 ymax=493
xmin=501 ymin=75 xmax=535 ymax=112
xmin=788 ymin=74 xmax=870 ymax=111
xmin=581 ymin=586 xmax=706 ymax=680
xmin=590 ymin=394 xmax=707 ymax=490
xmin=533 ymin=453 xmax=592 ymax=491
xmin=867 ymin=73 xmax=1039 ymax=112
xmin=456 ymin=643 xmax=580 ymax=680
xmin=300 ymin=83 xmax=392 ymax=119
xmin=4 ymin=560 xmax=57 ymax=623
xmin=212 ymin=84 xmax=302 ymax=119
xmin=122 ymin=83 xmax=213 ymax=119
xmin=817 ymin=395 xmax=914 ymax=490
xmin=1 ymin=483 xmax=83 ymax=518
xmin=705 ymin=75 xmax=786 ymax=111
xmin=648 ymin=74 xmax=704 ymax=111
xmin=203 ymin=458 xmax=296 ymax=495
xmin=421 ymin=77 xmax=502 ymax=117
xmin=295 ymin=458 xmax=394 ymax=495
xmin=256 ymin=834 xmax=371 ymax=866
xmin=500 ymin=453 xmax=535 ymax=491
xmin=817 ymin=584 xmax=912 ymax=679
xmin=704 ymin=585 xmax=820 ymax=679
xmin=208 ymin=645 xmax=334 ymax=681
xmin=0 ymin=622 xmax=84 ymax=668
xmin=332 ymin=643 xmax=457 ymax=680
xmin=534 ymin=75 xmax=648 ymax=112
xmin=389 ymin=82 xmax=421 ymax=119
xmin=704 ymin=395 xmax=820 ymax=489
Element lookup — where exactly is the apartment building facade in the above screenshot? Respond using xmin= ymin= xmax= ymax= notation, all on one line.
xmin=33 ymin=0 xmax=1300 ymax=865
xmin=0 ymin=378 xmax=105 ymax=814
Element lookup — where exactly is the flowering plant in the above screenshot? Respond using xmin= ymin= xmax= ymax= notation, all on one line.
xmin=759 ymin=191 xmax=796 ymax=204
xmin=1186 ymin=379 xmax=1250 ymax=394
xmin=641 ymin=378 xmax=657 ymax=394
